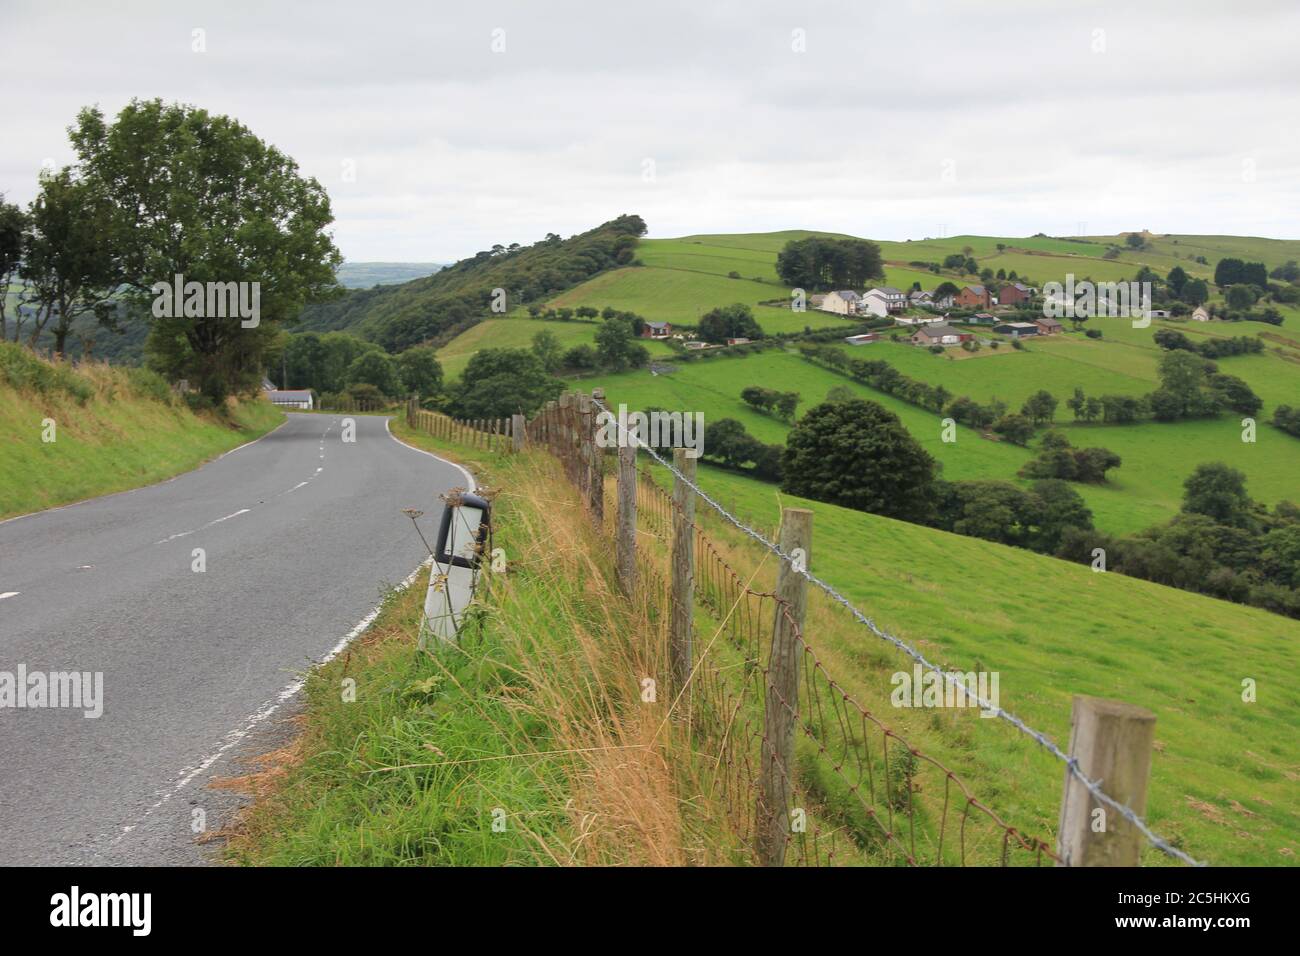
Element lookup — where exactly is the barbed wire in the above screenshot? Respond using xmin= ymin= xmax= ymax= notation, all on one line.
xmin=589 ymin=395 xmax=1203 ymax=867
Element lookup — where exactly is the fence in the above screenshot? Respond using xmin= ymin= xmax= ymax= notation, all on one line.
xmin=405 ymin=389 xmax=1199 ymax=868
xmin=317 ymin=394 xmax=392 ymax=413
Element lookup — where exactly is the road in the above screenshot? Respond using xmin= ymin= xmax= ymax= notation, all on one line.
xmin=0 ymin=412 xmax=472 ymax=865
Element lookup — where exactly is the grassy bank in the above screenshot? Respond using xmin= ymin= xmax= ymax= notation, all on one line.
xmin=0 ymin=343 xmax=284 ymax=519
xmin=221 ymin=429 xmax=738 ymax=866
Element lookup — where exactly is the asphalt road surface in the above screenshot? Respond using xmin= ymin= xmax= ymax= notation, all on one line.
xmin=0 ymin=412 xmax=472 ymax=865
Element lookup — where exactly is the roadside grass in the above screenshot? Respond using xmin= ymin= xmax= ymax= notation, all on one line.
xmin=638 ymin=459 xmax=1300 ymax=866
xmin=0 ymin=343 xmax=284 ymax=519
xmin=221 ymin=428 xmax=742 ymax=866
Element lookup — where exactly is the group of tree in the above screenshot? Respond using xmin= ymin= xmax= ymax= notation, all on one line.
xmin=694 ymin=417 xmax=783 ymax=481
xmin=1019 ymin=430 xmax=1122 ymax=483
xmin=446 ymin=347 xmax=563 ymax=419
xmin=1064 ymin=353 xmax=1262 ymax=424
xmin=775 ymin=237 xmax=884 ymax=291
xmin=1273 ymin=405 xmax=1300 ymax=439
xmin=1057 ymin=464 xmax=1300 ymax=618
xmin=2 ymin=99 xmax=344 ymax=404
xmin=531 ymin=311 xmax=651 ymax=374
xmin=800 ymin=344 xmax=954 ymax=415
xmin=1153 ymin=328 xmax=1264 ymax=360
xmin=775 ymin=396 xmax=1300 ymax=618
xmin=1214 ymin=258 xmax=1269 ymax=289
xmin=274 ymin=331 xmax=442 ymax=400
xmin=696 ymin=303 xmax=764 ymax=344
xmin=740 ymin=385 xmax=799 ymax=421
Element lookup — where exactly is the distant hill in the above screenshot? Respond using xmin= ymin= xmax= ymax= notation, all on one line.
xmin=293 ymin=214 xmax=646 ymax=350
xmin=335 ymin=262 xmax=444 ymax=288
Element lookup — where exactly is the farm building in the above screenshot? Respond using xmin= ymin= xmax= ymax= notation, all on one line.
xmin=956 ymin=285 xmax=991 ymax=308
xmin=641 ymin=321 xmax=672 ymax=339
xmin=1034 ymin=317 xmax=1064 ymax=334
xmin=910 ymin=324 xmax=973 ymax=347
xmin=992 ymin=322 xmax=1038 ymax=337
xmin=820 ymin=290 xmax=861 ymax=315
xmin=267 ymin=389 xmax=314 ymax=409
xmin=1192 ymin=306 xmax=1210 ymax=322
xmin=725 ymin=337 xmax=751 ymax=346
xmin=844 ymin=332 xmax=881 ymax=345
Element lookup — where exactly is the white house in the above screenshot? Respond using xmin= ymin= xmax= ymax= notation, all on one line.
xmin=909 ymin=289 xmax=934 ymax=308
xmin=1191 ymin=306 xmax=1210 ymax=322
xmin=859 ymin=289 xmax=891 ymax=317
xmin=820 ymin=290 xmax=862 ymax=315
xmin=865 ymin=286 xmax=908 ymax=312
xmin=267 ymin=389 xmax=314 ymax=409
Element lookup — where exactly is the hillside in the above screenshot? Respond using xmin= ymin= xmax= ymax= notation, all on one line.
xmin=0 ymin=343 xmax=283 ymax=519
xmin=293 ymin=214 xmax=647 ymax=350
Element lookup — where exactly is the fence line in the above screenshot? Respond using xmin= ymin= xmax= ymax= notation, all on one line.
xmin=403 ymin=390 xmax=1197 ymax=867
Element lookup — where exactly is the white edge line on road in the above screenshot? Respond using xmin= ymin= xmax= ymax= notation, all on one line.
xmin=0 ymin=592 xmax=18 ymax=601
xmin=106 ymin=558 xmax=433 ymax=849
xmin=384 ymin=417 xmax=477 ymax=492
xmin=0 ymin=416 xmax=290 ymax=528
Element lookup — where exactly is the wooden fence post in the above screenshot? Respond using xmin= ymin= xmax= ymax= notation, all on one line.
xmin=670 ymin=448 xmax=697 ymax=689
xmin=589 ymin=389 xmax=605 ymax=521
xmin=1056 ymin=696 xmax=1157 ymax=867
xmin=616 ymin=442 xmax=637 ymax=596
xmin=512 ymin=413 xmax=525 ymax=453
xmin=558 ymin=393 xmax=574 ymax=481
xmin=577 ymin=393 xmax=593 ymax=499
xmin=757 ymin=507 xmax=812 ymax=867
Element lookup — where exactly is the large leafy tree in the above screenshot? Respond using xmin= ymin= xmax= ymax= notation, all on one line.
xmin=345 ymin=350 xmax=403 ymax=398
xmin=781 ymin=399 xmax=936 ymax=521
xmin=697 ymin=303 xmax=763 ymax=344
xmin=396 ymin=346 xmax=444 ymax=398
xmin=0 ymin=196 xmax=26 ymax=342
xmin=69 ymin=98 xmax=341 ymax=400
xmin=1182 ymin=462 xmax=1255 ymax=528
xmin=775 ymin=237 xmax=884 ymax=291
xmin=449 ymin=347 xmax=562 ymax=418
xmin=20 ymin=169 xmax=122 ymax=355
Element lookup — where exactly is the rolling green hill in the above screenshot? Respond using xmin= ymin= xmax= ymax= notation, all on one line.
xmin=655 ymin=458 xmax=1300 ymax=866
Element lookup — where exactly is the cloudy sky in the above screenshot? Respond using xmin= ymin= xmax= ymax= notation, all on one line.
xmin=2 ymin=0 xmax=1297 ymax=262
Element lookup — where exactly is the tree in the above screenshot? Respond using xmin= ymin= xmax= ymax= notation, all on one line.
xmin=934 ymin=281 xmax=959 ymax=300
xmin=530 ymin=329 xmax=563 ymax=372
xmin=20 ymin=169 xmax=121 ymax=355
xmin=1183 ymin=278 xmax=1209 ymax=306
xmin=1182 ymin=462 xmax=1254 ymax=528
xmin=992 ymin=413 xmax=1035 ymax=445
xmin=1207 ymin=373 xmax=1262 ymax=415
xmin=71 ymin=98 xmax=341 ymax=401
xmin=1125 ymin=232 xmax=1145 ymax=249
xmin=562 ymin=344 xmax=598 ymax=369
xmin=1156 ymin=350 xmax=1209 ymax=417
xmin=1166 ymin=265 xmax=1188 ymax=299
xmin=1020 ymin=389 xmax=1058 ymax=424
xmin=594 ymin=317 xmax=648 ymax=370
xmin=449 ymin=347 xmax=562 ymax=418
xmin=774 ymin=391 xmax=800 ymax=421
xmin=697 ymin=303 xmax=763 ymax=344
xmin=396 ymin=346 xmax=443 ymax=398
xmin=1225 ymin=284 xmax=1257 ymax=310
xmin=1028 ymin=479 xmax=1094 ymax=553
xmin=0 ymin=196 xmax=25 ymax=342
xmin=781 ymin=399 xmax=936 ymax=522
xmin=345 ymin=350 xmax=402 ymax=398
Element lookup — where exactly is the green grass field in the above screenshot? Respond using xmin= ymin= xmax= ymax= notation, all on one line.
xmin=578 ymin=344 xmax=1299 ymax=535
xmin=0 ymin=345 xmax=284 ymax=519
xmin=663 ymin=460 xmax=1300 ymax=866
xmin=435 ymin=314 xmax=676 ymax=381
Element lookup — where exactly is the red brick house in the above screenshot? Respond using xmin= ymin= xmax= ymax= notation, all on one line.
xmin=956 ymin=284 xmax=991 ymax=308
xmin=1034 ymin=317 xmax=1063 ymax=335
xmin=999 ymin=282 xmax=1034 ymax=306
xmin=911 ymin=324 xmax=973 ymax=347
xmin=641 ymin=321 xmax=672 ymax=339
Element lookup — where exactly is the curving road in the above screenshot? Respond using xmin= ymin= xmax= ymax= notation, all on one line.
xmin=0 ymin=412 xmax=472 ymax=865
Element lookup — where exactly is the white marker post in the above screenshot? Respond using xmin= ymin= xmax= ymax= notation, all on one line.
xmin=418 ymin=491 xmax=491 ymax=648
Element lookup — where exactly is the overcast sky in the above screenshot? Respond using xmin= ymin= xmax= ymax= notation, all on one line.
xmin=2 ymin=0 xmax=1297 ymax=262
